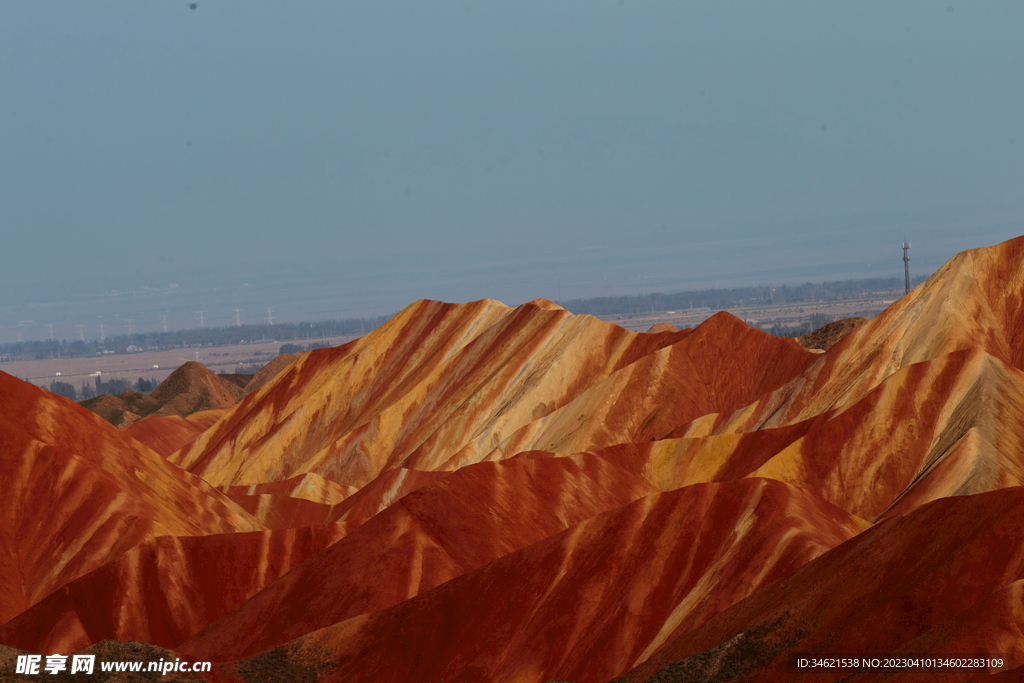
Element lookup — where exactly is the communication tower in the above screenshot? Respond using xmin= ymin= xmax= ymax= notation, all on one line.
xmin=902 ymin=241 xmax=911 ymax=295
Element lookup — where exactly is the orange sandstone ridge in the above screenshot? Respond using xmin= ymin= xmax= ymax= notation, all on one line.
xmin=2 ymin=237 xmax=1024 ymax=681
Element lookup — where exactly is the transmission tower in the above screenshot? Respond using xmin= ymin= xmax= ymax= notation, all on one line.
xmin=233 ymin=309 xmax=242 ymax=326
xmin=197 ymin=311 xmax=205 ymax=329
xmin=267 ymin=307 xmax=274 ymax=325
xmin=77 ymin=325 xmax=85 ymax=341
xmin=902 ymin=241 xmax=911 ymax=295
xmin=126 ymin=319 xmax=133 ymax=335
xmin=98 ymin=324 xmax=105 ymax=341
xmin=162 ymin=315 xmax=168 ymax=333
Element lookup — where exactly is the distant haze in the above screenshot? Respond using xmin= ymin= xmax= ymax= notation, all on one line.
xmin=2 ymin=1 xmax=1022 ymax=341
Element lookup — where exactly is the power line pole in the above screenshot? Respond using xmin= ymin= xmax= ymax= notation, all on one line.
xmin=902 ymin=241 xmax=911 ymax=295
xmin=49 ymin=324 xmax=54 ymax=341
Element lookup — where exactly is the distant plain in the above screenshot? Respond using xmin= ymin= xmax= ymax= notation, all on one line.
xmin=1 ymin=336 xmax=356 ymax=389
xmin=2 ymin=288 xmax=900 ymax=390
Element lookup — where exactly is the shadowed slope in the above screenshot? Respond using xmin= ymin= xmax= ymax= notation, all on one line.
xmin=221 ymin=479 xmax=866 ymax=683
xmin=178 ymin=455 xmax=658 ymax=661
xmin=616 ymin=487 xmax=1024 ymax=683
xmin=216 ymin=473 xmax=360 ymax=528
xmin=219 ymin=472 xmax=353 ymax=505
xmin=171 ymin=298 xmax=689 ymax=489
xmin=323 ymin=468 xmax=450 ymax=521
xmin=123 ymin=414 xmax=206 ymax=457
xmin=0 ymin=521 xmax=361 ymax=655
xmin=849 ymin=580 xmax=1024 ymax=682
xmin=222 ymin=494 xmax=338 ymax=529
xmin=0 ymin=371 xmax=264 ymax=624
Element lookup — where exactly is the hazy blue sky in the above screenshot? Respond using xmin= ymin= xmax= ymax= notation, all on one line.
xmin=2 ymin=1 xmax=1023 ymax=338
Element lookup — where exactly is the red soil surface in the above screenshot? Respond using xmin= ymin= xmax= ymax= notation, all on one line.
xmin=123 ymin=414 xmax=205 ymax=456
xmin=0 ymin=372 xmax=263 ymax=623
xmin=219 ymin=472 xmax=353 ymax=505
xmin=217 ymin=478 xmax=867 ymax=683
xmin=0 ymin=521 xmax=360 ymax=654
xmin=178 ymin=454 xmax=658 ymax=661
xmin=616 ymin=487 xmax=1024 ymax=683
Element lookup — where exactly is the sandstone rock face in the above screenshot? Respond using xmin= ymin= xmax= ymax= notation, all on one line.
xmin=4 ymin=236 xmax=1024 ymax=682
xmin=0 ymin=373 xmax=263 ymax=624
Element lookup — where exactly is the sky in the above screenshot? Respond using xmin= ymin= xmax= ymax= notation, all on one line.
xmin=1 ymin=1 xmax=1023 ymax=340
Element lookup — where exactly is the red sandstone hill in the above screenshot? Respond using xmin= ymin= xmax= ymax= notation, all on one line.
xmin=0 ymin=521 xmax=360 ymax=655
xmin=214 ymin=478 xmax=869 ymax=683
xmin=122 ymin=413 xmax=207 ymax=456
xmin=4 ymin=236 xmax=1024 ymax=682
xmin=0 ymin=372 xmax=263 ymax=625
xmin=613 ymin=487 xmax=1024 ymax=683
xmin=177 ymin=455 xmax=659 ymax=661
xmin=169 ymin=299 xmax=695 ymax=488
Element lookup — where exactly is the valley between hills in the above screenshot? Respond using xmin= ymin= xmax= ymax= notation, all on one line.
xmin=3 ymin=236 xmax=1024 ymax=681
